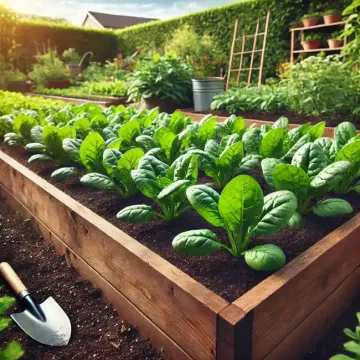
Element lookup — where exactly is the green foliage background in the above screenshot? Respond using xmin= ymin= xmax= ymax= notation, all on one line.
xmin=2 ymin=0 xmax=352 ymax=77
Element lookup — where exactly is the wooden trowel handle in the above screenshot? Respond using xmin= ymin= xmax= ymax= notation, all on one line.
xmin=0 ymin=263 xmax=27 ymax=295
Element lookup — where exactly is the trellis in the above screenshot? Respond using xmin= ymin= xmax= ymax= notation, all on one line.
xmin=226 ymin=12 xmax=270 ymax=89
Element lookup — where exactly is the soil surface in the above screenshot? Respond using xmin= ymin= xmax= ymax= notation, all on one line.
xmin=305 ymin=297 xmax=360 ymax=359
xmin=0 ymin=200 xmax=160 ymax=360
xmin=2 ymin=145 xmax=359 ymax=303
xmin=182 ymin=108 xmax=360 ymax=129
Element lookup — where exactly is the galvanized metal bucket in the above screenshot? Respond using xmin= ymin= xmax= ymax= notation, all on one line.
xmin=192 ymin=78 xmax=224 ymax=112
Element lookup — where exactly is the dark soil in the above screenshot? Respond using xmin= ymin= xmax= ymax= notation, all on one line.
xmin=2 ymin=145 xmax=360 ymax=303
xmin=0 ymin=200 xmax=160 ymax=360
xmin=304 ymin=297 xmax=360 ymax=359
xmin=182 ymin=108 xmax=360 ymax=129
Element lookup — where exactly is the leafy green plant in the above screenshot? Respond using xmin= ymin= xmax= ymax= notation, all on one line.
xmin=36 ymin=80 xmax=128 ymax=99
xmin=165 ymin=26 xmax=227 ymax=77
xmin=80 ymin=146 xmax=145 ymax=197
xmin=127 ymin=53 xmax=193 ymax=103
xmin=301 ymin=13 xmax=321 ymax=19
xmin=282 ymin=55 xmax=360 ymax=117
xmin=62 ymin=48 xmax=80 ymax=66
xmin=331 ymin=30 xmax=343 ymax=39
xmin=188 ymin=136 xmax=262 ymax=188
xmin=28 ymin=50 xmax=70 ymax=86
xmin=211 ymin=84 xmax=288 ymax=114
xmin=186 ymin=114 xmax=217 ymax=150
xmin=324 ymin=9 xmax=341 ymax=15
xmin=304 ymin=33 xmax=322 ymax=41
xmin=334 ymin=140 xmax=360 ymax=194
xmin=0 ymin=294 xmax=24 ymax=360
xmin=262 ymin=157 xmax=353 ymax=228
xmin=172 ymin=175 xmax=297 ymax=271
xmin=330 ymin=312 xmax=360 ymax=360
xmin=26 ymin=124 xmax=76 ymax=165
xmin=342 ymin=0 xmax=360 ymax=72
xmin=116 ymin=153 xmax=198 ymax=223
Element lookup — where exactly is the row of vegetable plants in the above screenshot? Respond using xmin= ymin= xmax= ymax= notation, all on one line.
xmin=1 ymin=91 xmax=359 ymax=274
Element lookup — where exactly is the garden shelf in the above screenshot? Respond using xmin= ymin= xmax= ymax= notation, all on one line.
xmin=0 ymin=144 xmax=360 ymax=359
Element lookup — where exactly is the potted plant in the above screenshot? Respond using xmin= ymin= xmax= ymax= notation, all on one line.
xmin=127 ymin=53 xmax=193 ymax=113
xmin=5 ymin=70 xmax=31 ymax=93
xmin=328 ymin=30 xmax=343 ymax=49
xmin=301 ymin=33 xmax=322 ymax=50
xmin=301 ymin=13 xmax=321 ymax=27
xmin=62 ymin=48 xmax=82 ymax=77
xmin=323 ymin=9 xmax=342 ymax=24
xmin=29 ymin=50 xmax=71 ymax=89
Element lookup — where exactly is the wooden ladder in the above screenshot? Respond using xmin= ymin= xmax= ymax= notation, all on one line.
xmin=226 ymin=12 xmax=270 ymax=89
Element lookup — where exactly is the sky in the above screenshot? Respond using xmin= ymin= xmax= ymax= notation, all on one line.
xmin=1 ymin=0 xmax=242 ymax=25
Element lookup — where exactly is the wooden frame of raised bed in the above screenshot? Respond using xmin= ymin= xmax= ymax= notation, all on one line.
xmin=26 ymin=93 xmax=129 ymax=107
xmin=0 ymin=147 xmax=359 ymax=360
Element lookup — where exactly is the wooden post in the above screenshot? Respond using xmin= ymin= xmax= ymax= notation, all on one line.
xmin=248 ymin=18 xmax=260 ymax=85
xmin=236 ymin=35 xmax=246 ymax=85
xmin=226 ymin=19 xmax=238 ymax=90
xmin=290 ymin=30 xmax=295 ymax=64
xmin=258 ymin=12 xmax=270 ymax=87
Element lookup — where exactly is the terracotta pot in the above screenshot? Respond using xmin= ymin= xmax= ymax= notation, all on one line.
xmin=7 ymin=81 xmax=32 ymax=93
xmin=301 ymin=40 xmax=321 ymax=50
xmin=66 ymin=64 xmax=82 ymax=77
xmin=327 ymin=39 xmax=343 ymax=49
xmin=46 ymin=79 xmax=71 ymax=89
xmin=143 ymin=97 xmax=191 ymax=113
xmin=302 ymin=18 xmax=319 ymax=27
xmin=324 ymin=13 xmax=341 ymax=25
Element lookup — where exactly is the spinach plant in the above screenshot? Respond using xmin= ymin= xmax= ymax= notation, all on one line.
xmin=172 ymin=175 xmax=297 ymax=271
xmin=80 ymin=147 xmax=145 ymax=197
xmin=187 ymin=115 xmax=217 ymax=150
xmin=0 ymin=294 xmax=24 ymax=360
xmin=117 ymin=153 xmax=198 ymax=223
xmin=334 ymin=140 xmax=360 ymax=194
xmin=26 ymin=125 xmax=76 ymax=165
xmin=189 ymin=137 xmax=262 ymax=188
xmin=136 ymin=126 xmax=193 ymax=164
xmin=330 ymin=312 xmax=360 ymax=360
xmin=263 ymin=160 xmax=353 ymax=228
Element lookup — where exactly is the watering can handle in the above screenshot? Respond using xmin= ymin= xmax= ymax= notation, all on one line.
xmin=0 ymin=262 xmax=27 ymax=295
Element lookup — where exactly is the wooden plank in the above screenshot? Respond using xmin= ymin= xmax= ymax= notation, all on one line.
xmin=258 ymin=12 xmax=270 ymax=87
xmin=290 ymin=21 xmax=347 ymax=31
xmin=248 ymin=18 xmax=260 ymax=85
xmin=233 ymin=212 xmax=360 ymax=359
xmin=265 ymin=266 xmax=360 ymax=360
xmin=0 ymin=152 xmax=229 ymax=360
xmin=236 ymin=35 xmax=246 ymax=85
xmin=294 ymin=47 xmax=345 ymax=53
xmin=0 ymin=185 xmax=192 ymax=360
xmin=236 ymin=32 xmax=265 ymax=40
xmin=233 ymin=50 xmax=262 ymax=55
xmin=216 ymin=304 xmax=253 ymax=360
xmin=226 ymin=19 xmax=239 ymax=90
xmin=290 ymin=30 xmax=295 ymax=64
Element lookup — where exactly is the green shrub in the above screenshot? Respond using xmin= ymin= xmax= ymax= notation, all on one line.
xmin=28 ymin=50 xmax=70 ymax=86
xmin=165 ymin=26 xmax=227 ymax=77
xmin=283 ymin=55 xmax=360 ymax=117
xmin=127 ymin=54 xmax=193 ymax=103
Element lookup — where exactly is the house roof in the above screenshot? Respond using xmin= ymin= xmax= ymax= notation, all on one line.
xmin=84 ymin=11 xmax=157 ymax=29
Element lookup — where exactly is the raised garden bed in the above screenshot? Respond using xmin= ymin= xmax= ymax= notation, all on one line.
xmin=1 ymin=112 xmax=360 ymax=359
xmin=0 ymin=199 xmax=160 ymax=360
xmin=27 ymin=93 xmax=129 ymax=107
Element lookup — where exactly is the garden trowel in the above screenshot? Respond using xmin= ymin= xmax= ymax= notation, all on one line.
xmin=0 ymin=262 xmax=71 ymax=346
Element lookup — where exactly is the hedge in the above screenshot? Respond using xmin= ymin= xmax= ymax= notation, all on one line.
xmin=116 ymin=0 xmax=351 ymax=79
xmin=10 ymin=20 xmax=118 ymax=72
